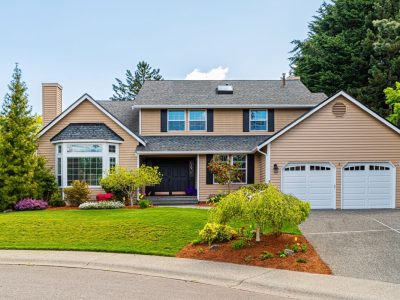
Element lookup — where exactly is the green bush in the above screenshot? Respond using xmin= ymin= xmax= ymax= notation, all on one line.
xmin=240 ymin=182 xmax=269 ymax=193
xmin=198 ymin=223 xmax=237 ymax=245
xmin=209 ymin=184 xmax=311 ymax=240
xmin=33 ymin=156 xmax=59 ymax=201
xmin=138 ymin=199 xmax=152 ymax=209
xmin=231 ymin=239 xmax=246 ymax=249
xmin=260 ymin=251 xmax=274 ymax=260
xmin=301 ymin=243 xmax=308 ymax=253
xmin=63 ymin=180 xmax=90 ymax=207
xmin=297 ymin=258 xmax=307 ymax=264
xmin=48 ymin=189 xmax=65 ymax=207
xmin=208 ymin=193 xmax=227 ymax=204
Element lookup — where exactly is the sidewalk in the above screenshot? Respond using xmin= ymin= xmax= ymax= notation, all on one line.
xmin=0 ymin=250 xmax=399 ymax=300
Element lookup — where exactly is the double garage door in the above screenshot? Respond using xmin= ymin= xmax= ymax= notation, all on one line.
xmin=282 ymin=162 xmax=395 ymax=209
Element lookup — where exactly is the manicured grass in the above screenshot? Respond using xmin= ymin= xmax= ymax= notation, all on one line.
xmin=0 ymin=208 xmax=301 ymax=256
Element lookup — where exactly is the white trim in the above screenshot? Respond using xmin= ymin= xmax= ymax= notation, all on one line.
xmin=257 ymin=91 xmax=400 ymax=150
xmin=249 ymin=109 xmax=268 ymax=131
xmin=266 ymin=144 xmax=271 ymax=182
xmin=39 ymin=94 xmax=146 ymax=145
xmin=137 ymin=150 xmax=252 ymax=155
xmin=281 ymin=161 xmax=336 ymax=209
xmin=188 ymin=109 xmax=207 ymax=132
xmin=196 ymin=154 xmax=200 ymax=201
xmin=133 ymin=104 xmax=316 ymax=109
xmin=167 ymin=109 xmax=186 ymax=132
xmin=139 ymin=108 xmax=142 ymax=135
xmin=52 ymin=139 xmax=123 ymax=144
xmin=341 ymin=161 xmax=396 ymax=209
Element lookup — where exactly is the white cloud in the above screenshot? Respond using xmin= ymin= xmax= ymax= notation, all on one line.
xmin=185 ymin=66 xmax=229 ymax=80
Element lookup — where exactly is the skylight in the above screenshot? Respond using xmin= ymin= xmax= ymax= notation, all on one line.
xmin=216 ymin=84 xmax=233 ymax=94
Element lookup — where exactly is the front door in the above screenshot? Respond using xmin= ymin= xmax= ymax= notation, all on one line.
xmin=145 ymin=158 xmax=195 ymax=195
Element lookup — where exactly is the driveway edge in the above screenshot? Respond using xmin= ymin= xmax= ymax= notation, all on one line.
xmin=0 ymin=250 xmax=399 ymax=300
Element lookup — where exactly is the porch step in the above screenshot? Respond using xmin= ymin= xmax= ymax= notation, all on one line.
xmin=145 ymin=196 xmax=198 ymax=206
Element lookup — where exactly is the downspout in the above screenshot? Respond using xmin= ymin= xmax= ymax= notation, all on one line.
xmin=256 ymin=143 xmax=271 ymax=183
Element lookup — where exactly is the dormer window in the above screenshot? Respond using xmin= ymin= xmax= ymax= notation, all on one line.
xmin=250 ymin=110 xmax=267 ymax=131
xmin=167 ymin=110 xmax=185 ymax=131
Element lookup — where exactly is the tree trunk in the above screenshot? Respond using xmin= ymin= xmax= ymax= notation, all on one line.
xmin=256 ymin=225 xmax=261 ymax=242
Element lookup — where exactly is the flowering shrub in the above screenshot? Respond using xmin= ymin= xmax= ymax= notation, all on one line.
xmin=199 ymin=223 xmax=237 ymax=245
xmin=15 ymin=198 xmax=48 ymax=211
xmin=79 ymin=201 xmax=124 ymax=210
xmin=96 ymin=193 xmax=113 ymax=202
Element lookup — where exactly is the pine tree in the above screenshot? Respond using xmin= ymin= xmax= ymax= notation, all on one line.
xmin=111 ymin=61 xmax=163 ymax=101
xmin=0 ymin=64 xmax=41 ymax=210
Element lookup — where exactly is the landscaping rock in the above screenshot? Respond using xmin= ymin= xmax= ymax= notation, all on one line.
xmin=3 ymin=209 xmax=13 ymax=213
xmin=284 ymin=249 xmax=294 ymax=256
xmin=209 ymin=244 xmax=220 ymax=251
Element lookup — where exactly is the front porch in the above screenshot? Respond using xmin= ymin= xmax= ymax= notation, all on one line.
xmin=140 ymin=156 xmax=199 ymax=204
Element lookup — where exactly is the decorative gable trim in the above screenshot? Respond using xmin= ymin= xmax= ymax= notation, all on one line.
xmin=39 ymin=94 xmax=146 ymax=145
xmin=257 ymin=91 xmax=400 ymax=150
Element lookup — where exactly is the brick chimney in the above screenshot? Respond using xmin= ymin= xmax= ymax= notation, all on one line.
xmin=42 ymin=83 xmax=63 ymax=126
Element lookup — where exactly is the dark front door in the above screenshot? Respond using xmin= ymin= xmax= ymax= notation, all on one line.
xmin=145 ymin=158 xmax=195 ymax=195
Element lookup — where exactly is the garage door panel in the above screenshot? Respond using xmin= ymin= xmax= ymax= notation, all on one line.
xmin=343 ymin=162 xmax=394 ymax=209
xmin=282 ymin=163 xmax=335 ymax=209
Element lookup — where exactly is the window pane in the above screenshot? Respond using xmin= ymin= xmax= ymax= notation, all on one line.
xmin=213 ymin=154 xmax=228 ymax=162
xmin=189 ymin=121 xmax=206 ymax=131
xmin=67 ymin=157 xmax=103 ymax=186
xmin=250 ymin=110 xmax=267 ymax=120
xmin=168 ymin=121 xmax=185 ymax=131
xmin=250 ymin=121 xmax=267 ymax=131
xmin=109 ymin=145 xmax=116 ymax=153
xmin=57 ymin=145 xmax=62 ymax=154
xmin=67 ymin=144 xmax=102 ymax=153
xmin=168 ymin=110 xmax=185 ymax=121
xmin=189 ymin=110 xmax=206 ymax=121
xmin=109 ymin=157 xmax=116 ymax=169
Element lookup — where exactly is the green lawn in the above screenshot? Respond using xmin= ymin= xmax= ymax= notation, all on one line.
xmin=0 ymin=208 xmax=300 ymax=256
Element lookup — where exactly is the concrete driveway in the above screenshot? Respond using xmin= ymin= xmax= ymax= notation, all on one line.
xmin=300 ymin=210 xmax=400 ymax=284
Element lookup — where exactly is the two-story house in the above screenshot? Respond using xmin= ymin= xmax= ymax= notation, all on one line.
xmin=38 ymin=79 xmax=400 ymax=209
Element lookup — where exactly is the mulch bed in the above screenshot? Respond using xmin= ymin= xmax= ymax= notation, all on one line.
xmin=177 ymin=234 xmax=332 ymax=275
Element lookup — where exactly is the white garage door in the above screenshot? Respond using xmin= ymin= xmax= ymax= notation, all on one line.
xmin=342 ymin=162 xmax=395 ymax=209
xmin=282 ymin=163 xmax=335 ymax=209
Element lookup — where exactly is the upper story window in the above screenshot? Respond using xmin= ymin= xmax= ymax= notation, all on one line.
xmin=250 ymin=110 xmax=267 ymax=131
xmin=189 ymin=110 xmax=206 ymax=131
xmin=168 ymin=110 xmax=185 ymax=131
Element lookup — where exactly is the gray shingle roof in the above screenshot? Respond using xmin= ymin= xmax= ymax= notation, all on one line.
xmin=134 ymin=80 xmax=326 ymax=107
xmin=136 ymin=135 xmax=270 ymax=153
xmin=96 ymin=100 xmax=139 ymax=135
xmin=51 ymin=123 xmax=123 ymax=142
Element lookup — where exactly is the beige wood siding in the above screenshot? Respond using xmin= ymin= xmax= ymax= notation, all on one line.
xmin=141 ymin=108 xmax=309 ymax=136
xmin=198 ymin=152 xmax=263 ymax=201
xmin=264 ymin=96 xmax=400 ymax=208
xmin=42 ymin=84 xmax=62 ymax=126
xmin=38 ymin=100 xmax=139 ymax=198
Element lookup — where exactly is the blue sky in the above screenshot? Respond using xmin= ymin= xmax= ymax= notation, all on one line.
xmin=0 ymin=0 xmax=324 ymax=114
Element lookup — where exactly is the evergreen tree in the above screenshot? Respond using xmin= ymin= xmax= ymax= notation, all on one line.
xmin=111 ymin=61 xmax=163 ymax=101
xmin=290 ymin=0 xmax=400 ymax=115
xmin=0 ymin=64 xmax=41 ymax=210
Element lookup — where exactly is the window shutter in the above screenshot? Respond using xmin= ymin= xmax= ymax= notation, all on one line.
xmin=268 ymin=109 xmax=275 ymax=132
xmin=247 ymin=154 xmax=255 ymax=184
xmin=161 ymin=109 xmax=167 ymax=132
xmin=243 ymin=109 xmax=249 ymax=132
xmin=206 ymin=154 xmax=213 ymax=184
xmin=207 ymin=109 xmax=214 ymax=132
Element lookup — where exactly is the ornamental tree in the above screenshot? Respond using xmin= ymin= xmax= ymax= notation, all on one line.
xmin=209 ymin=184 xmax=311 ymax=242
xmin=384 ymin=81 xmax=400 ymax=126
xmin=100 ymin=165 xmax=162 ymax=205
xmin=208 ymin=159 xmax=242 ymax=192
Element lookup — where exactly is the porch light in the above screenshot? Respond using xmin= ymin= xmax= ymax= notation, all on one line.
xmin=273 ymin=164 xmax=279 ymax=173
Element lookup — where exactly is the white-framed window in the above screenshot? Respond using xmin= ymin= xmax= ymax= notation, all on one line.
xmin=55 ymin=142 xmax=119 ymax=187
xmin=189 ymin=110 xmax=206 ymax=131
xmin=250 ymin=110 xmax=267 ymax=131
xmin=212 ymin=154 xmax=247 ymax=184
xmin=167 ymin=110 xmax=185 ymax=131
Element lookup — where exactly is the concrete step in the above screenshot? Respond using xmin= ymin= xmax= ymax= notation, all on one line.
xmin=146 ymin=196 xmax=198 ymax=206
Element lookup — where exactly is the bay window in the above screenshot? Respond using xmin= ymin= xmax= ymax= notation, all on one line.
xmin=55 ymin=142 xmax=119 ymax=187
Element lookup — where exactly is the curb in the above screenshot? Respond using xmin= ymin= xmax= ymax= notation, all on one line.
xmin=0 ymin=250 xmax=399 ymax=300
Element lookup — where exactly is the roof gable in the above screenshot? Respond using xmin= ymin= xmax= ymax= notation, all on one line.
xmin=39 ymin=94 xmax=146 ymax=145
xmin=50 ymin=123 xmax=124 ymax=142
xmin=257 ymin=91 xmax=400 ymax=149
